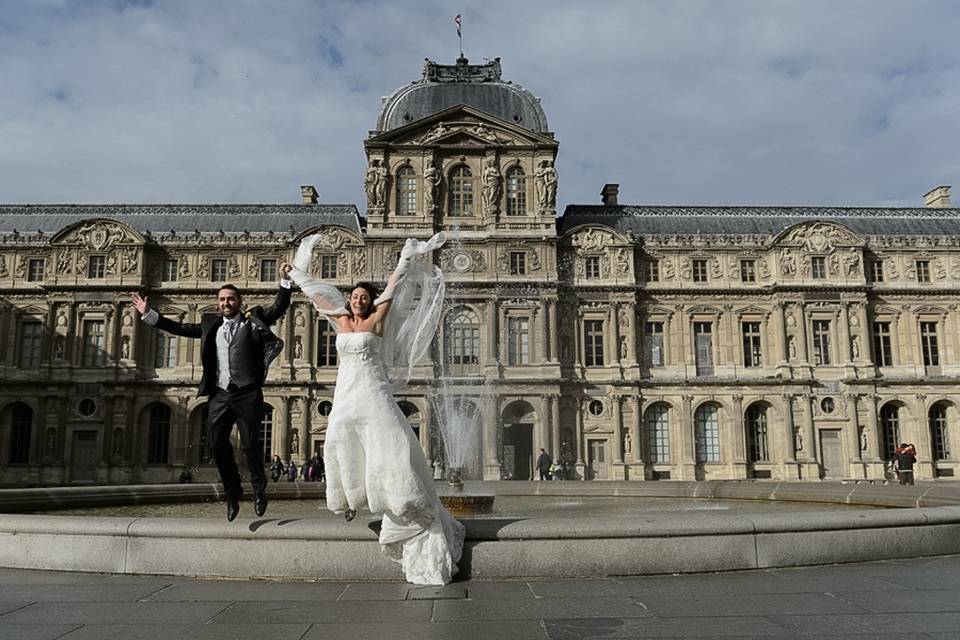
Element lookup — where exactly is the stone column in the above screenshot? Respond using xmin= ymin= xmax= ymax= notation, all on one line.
xmin=482 ymin=393 xmax=501 ymax=480
xmin=630 ymin=395 xmax=644 ymax=465
xmin=864 ymin=393 xmax=880 ymax=461
xmin=611 ymin=306 xmax=621 ymax=367
xmin=548 ymin=298 xmax=559 ymax=362
xmin=276 ymin=397 xmax=289 ymax=459
xmin=782 ymin=394 xmax=796 ymax=463
xmin=549 ymin=393 xmax=560 ymax=458
xmin=845 ymin=393 xmax=862 ymax=465
xmin=612 ymin=395 xmax=623 ymax=464
xmin=296 ymin=398 xmax=309 ymax=464
xmin=537 ymin=301 xmax=548 ymax=364
xmin=625 ymin=302 xmax=637 ymax=366
xmin=775 ymin=303 xmax=788 ymax=364
xmin=574 ymin=396 xmax=585 ymax=475
xmin=799 ymin=393 xmax=816 ymax=463
xmin=732 ymin=394 xmax=745 ymax=467
xmin=486 ymin=298 xmax=499 ymax=367
xmin=424 ymin=397 xmax=436 ymax=460
xmin=681 ymin=394 xmax=694 ymax=479
xmin=838 ymin=305 xmax=852 ymax=363
xmin=795 ymin=304 xmax=809 ymax=362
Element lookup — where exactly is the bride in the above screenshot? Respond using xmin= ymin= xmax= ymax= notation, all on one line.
xmin=289 ymin=231 xmax=464 ymax=585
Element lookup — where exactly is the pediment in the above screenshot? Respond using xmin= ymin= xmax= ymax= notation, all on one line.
xmin=563 ymin=225 xmax=630 ymax=249
xmin=368 ymin=105 xmax=556 ymax=148
xmin=52 ymin=219 xmax=143 ymax=249
xmin=775 ymin=221 xmax=863 ymax=253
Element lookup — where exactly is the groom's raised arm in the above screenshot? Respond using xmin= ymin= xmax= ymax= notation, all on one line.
xmin=260 ymin=263 xmax=294 ymax=324
xmin=132 ymin=293 xmax=202 ymax=339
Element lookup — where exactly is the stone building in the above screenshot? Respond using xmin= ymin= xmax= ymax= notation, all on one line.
xmin=1 ymin=56 xmax=958 ymax=486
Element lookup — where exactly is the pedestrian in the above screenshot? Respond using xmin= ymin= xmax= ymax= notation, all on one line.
xmin=270 ymin=455 xmax=285 ymax=482
xmin=536 ymin=448 xmax=552 ymax=481
xmin=286 ymin=459 xmax=297 ymax=482
xmin=894 ymin=443 xmax=917 ymax=486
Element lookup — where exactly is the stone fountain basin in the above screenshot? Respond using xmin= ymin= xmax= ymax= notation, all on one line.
xmin=2 ymin=481 xmax=960 ymax=580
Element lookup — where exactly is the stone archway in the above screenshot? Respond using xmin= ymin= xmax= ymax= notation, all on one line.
xmin=501 ymin=400 xmax=537 ymax=480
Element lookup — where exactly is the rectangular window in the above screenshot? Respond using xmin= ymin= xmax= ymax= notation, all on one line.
xmin=154 ymin=333 xmax=177 ymax=368
xmin=81 ymin=320 xmax=106 ymax=367
xmin=87 ymin=255 xmax=106 ymax=279
xmin=916 ymin=260 xmax=931 ymax=283
xmin=317 ymin=323 xmax=338 ymax=367
xmin=26 ymin=258 xmax=45 ymax=282
xmin=509 ymin=251 xmax=526 ymax=276
xmin=694 ymin=321 xmax=713 ymax=376
xmin=645 ymin=321 xmax=664 ymax=367
xmin=645 ymin=260 xmax=659 ymax=283
xmin=507 ymin=317 xmax=530 ymax=365
xmin=259 ymin=258 xmax=277 ymax=282
xmin=397 ymin=171 xmax=417 ymax=215
xmin=584 ymin=256 xmax=601 ymax=279
xmin=692 ymin=259 xmax=708 ymax=283
xmin=921 ymin=321 xmax=940 ymax=366
xmin=812 ymin=319 xmax=831 ymax=365
xmin=161 ymin=259 xmax=178 ymax=282
xmin=584 ymin=319 xmax=604 ymax=367
xmin=320 ymin=255 xmax=338 ymax=279
xmin=450 ymin=326 xmax=480 ymax=365
xmin=872 ymin=322 xmax=893 ymax=367
xmin=210 ymin=258 xmax=228 ymax=282
xmin=742 ymin=321 xmax=762 ymax=367
xmin=871 ymin=260 xmax=884 ymax=283
xmin=505 ymin=171 xmax=526 ymax=215
xmin=18 ymin=321 xmax=43 ymax=369
xmin=811 ymin=257 xmax=827 ymax=279
xmin=740 ymin=260 xmax=756 ymax=283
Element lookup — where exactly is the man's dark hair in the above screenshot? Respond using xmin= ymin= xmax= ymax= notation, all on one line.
xmin=218 ymin=284 xmax=242 ymax=298
xmin=348 ymin=282 xmax=379 ymax=319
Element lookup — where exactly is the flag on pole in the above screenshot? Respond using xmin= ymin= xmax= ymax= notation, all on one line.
xmin=455 ymin=14 xmax=462 ymax=37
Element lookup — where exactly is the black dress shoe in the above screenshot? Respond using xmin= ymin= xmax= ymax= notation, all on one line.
xmin=344 ymin=508 xmax=357 ymax=522
xmin=254 ymin=489 xmax=268 ymax=517
xmin=226 ymin=495 xmax=240 ymax=522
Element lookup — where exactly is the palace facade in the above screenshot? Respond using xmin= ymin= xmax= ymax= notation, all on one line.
xmin=1 ymin=56 xmax=958 ymax=486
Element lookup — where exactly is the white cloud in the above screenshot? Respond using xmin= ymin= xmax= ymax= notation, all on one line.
xmin=0 ymin=0 xmax=958 ymax=207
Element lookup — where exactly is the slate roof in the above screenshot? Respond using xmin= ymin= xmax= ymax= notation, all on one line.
xmin=0 ymin=204 xmax=364 ymax=237
xmin=559 ymin=205 xmax=960 ymax=237
xmin=376 ymin=58 xmax=549 ymax=134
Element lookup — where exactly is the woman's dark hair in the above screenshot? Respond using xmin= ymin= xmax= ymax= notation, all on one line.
xmin=348 ymin=282 xmax=379 ymax=319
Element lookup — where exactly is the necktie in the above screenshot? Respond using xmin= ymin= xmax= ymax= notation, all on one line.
xmin=225 ymin=320 xmax=238 ymax=344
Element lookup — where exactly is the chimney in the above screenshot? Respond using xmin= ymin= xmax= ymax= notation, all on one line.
xmin=924 ymin=185 xmax=951 ymax=208
xmin=300 ymin=185 xmax=319 ymax=205
xmin=601 ymin=183 xmax=619 ymax=206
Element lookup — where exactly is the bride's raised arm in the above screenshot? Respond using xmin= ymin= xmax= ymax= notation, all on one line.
xmin=288 ymin=234 xmax=349 ymax=326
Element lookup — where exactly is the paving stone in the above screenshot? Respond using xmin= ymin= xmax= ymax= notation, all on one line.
xmin=206 ymin=599 xmax=433 ymax=624
xmin=0 ymin=601 xmax=229 ymax=625
xmin=0 ymin=601 xmax=32 ymax=616
xmin=143 ymin=580 xmax=346 ymax=601
xmin=0 ymin=584 xmax=167 ymax=602
xmin=337 ymin=582 xmax=411 ymax=600
xmin=56 ymin=624 xmax=311 ymax=640
xmin=544 ymin=615 xmax=788 ymax=638
xmin=300 ymin=620 xmax=549 ymax=640
xmin=434 ymin=596 xmax=651 ymax=622
xmin=830 ymin=588 xmax=960 ymax=614
xmin=462 ymin=580 xmax=537 ymax=600
xmin=0 ymin=624 xmax=80 ymax=640
xmin=407 ymin=584 xmax=466 ymax=600
xmin=636 ymin=592 xmax=869 ymax=618
xmin=529 ymin=579 xmax=625 ymax=598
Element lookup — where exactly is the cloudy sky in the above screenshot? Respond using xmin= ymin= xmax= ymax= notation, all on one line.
xmin=1 ymin=0 xmax=958 ymax=209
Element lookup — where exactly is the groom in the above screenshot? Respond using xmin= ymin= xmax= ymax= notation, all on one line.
xmin=132 ymin=264 xmax=292 ymax=521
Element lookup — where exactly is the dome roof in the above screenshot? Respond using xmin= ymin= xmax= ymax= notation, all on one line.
xmin=376 ymin=57 xmax=549 ymax=134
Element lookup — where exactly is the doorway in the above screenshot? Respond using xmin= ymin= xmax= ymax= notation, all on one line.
xmin=819 ymin=430 xmax=843 ymax=479
xmin=70 ymin=430 xmax=98 ymax=483
xmin=587 ymin=438 xmax=608 ymax=480
xmin=503 ymin=423 xmax=533 ymax=480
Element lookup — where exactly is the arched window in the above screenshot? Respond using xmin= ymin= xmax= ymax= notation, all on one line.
xmin=396 ymin=166 xmax=417 ymax=215
xmin=446 ymin=308 xmax=480 ymax=365
xmin=449 ymin=165 xmax=474 ymax=216
xmin=880 ymin=405 xmax=900 ymax=460
xmin=930 ymin=403 xmax=950 ymax=460
xmin=261 ymin=405 xmax=274 ymax=463
xmin=645 ymin=405 xmax=670 ymax=463
xmin=8 ymin=403 xmax=32 ymax=464
xmin=505 ymin=166 xmax=527 ymax=216
xmin=694 ymin=404 xmax=720 ymax=463
xmin=147 ymin=403 xmax=171 ymax=464
xmin=746 ymin=404 xmax=769 ymax=462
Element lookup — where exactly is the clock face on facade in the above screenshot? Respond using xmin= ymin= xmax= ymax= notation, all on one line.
xmin=452 ymin=252 xmax=473 ymax=272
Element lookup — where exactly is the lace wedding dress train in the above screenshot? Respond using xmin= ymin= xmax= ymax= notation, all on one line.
xmin=324 ymin=332 xmax=464 ymax=585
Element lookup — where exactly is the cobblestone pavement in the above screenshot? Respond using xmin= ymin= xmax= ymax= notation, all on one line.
xmin=1 ymin=555 xmax=959 ymax=639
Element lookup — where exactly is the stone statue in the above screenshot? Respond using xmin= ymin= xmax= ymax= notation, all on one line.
xmin=851 ymin=335 xmax=860 ymax=360
xmin=424 ymin=161 xmax=441 ymax=212
xmin=293 ymin=336 xmax=303 ymax=359
xmin=780 ymin=249 xmax=797 ymax=276
xmin=364 ymin=159 xmax=386 ymax=208
xmin=623 ymin=430 xmax=632 ymax=455
xmin=794 ymin=430 xmax=803 ymax=452
xmin=291 ymin=430 xmax=300 ymax=455
xmin=121 ymin=336 xmax=130 ymax=359
xmin=860 ymin=429 xmax=868 ymax=451
xmin=788 ymin=335 xmax=797 ymax=360
xmin=535 ymin=160 xmax=557 ymax=209
xmin=113 ymin=428 xmax=124 ymax=457
xmin=481 ymin=157 xmax=501 ymax=213
xmin=54 ymin=336 xmax=65 ymax=360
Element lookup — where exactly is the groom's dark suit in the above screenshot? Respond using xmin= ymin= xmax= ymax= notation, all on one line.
xmin=147 ymin=284 xmax=290 ymax=514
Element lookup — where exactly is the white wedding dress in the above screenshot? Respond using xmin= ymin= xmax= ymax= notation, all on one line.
xmin=288 ymin=231 xmax=464 ymax=585
xmin=325 ymin=331 xmax=464 ymax=585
